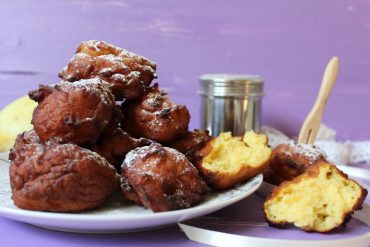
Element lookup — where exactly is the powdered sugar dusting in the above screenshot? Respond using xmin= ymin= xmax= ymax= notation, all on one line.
xmin=22 ymin=130 xmax=40 ymax=144
xmin=123 ymin=143 xmax=188 ymax=168
xmin=84 ymin=40 xmax=107 ymax=52
xmin=128 ymin=71 xmax=140 ymax=77
xmin=100 ymin=54 xmax=128 ymax=67
xmin=60 ymin=78 xmax=104 ymax=86
xmin=55 ymin=79 xmax=113 ymax=106
xmin=110 ymin=74 xmax=127 ymax=81
xmin=124 ymin=146 xmax=152 ymax=167
xmin=286 ymin=140 xmax=326 ymax=164
xmin=83 ymin=40 xmax=155 ymax=69
xmin=42 ymin=143 xmax=116 ymax=172
xmin=165 ymin=146 xmax=188 ymax=163
xmin=71 ymin=52 xmax=90 ymax=62
xmin=99 ymin=67 xmax=114 ymax=75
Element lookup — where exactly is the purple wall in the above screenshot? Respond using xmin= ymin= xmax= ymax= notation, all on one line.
xmin=1 ymin=0 xmax=370 ymax=139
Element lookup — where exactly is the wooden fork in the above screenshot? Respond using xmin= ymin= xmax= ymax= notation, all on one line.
xmin=298 ymin=57 xmax=339 ymax=144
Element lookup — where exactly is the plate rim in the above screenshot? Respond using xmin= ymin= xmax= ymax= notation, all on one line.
xmin=0 ymin=174 xmax=263 ymax=223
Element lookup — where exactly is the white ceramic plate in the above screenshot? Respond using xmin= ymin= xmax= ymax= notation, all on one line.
xmin=0 ymin=152 xmax=262 ymax=233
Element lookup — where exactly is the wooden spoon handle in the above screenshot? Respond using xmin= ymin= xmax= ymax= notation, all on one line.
xmin=298 ymin=57 xmax=339 ymax=144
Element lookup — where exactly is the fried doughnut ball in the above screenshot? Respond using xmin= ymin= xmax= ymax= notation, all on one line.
xmin=122 ymin=84 xmax=190 ymax=143
xmin=59 ymin=40 xmax=157 ymax=100
xmin=29 ymin=79 xmax=115 ymax=146
xmin=267 ymin=141 xmax=326 ymax=184
xmin=264 ymin=161 xmax=367 ymax=232
xmin=121 ymin=143 xmax=208 ymax=212
xmin=91 ymin=107 xmax=150 ymax=169
xmin=167 ymin=129 xmax=212 ymax=164
xmin=9 ymin=130 xmax=118 ymax=212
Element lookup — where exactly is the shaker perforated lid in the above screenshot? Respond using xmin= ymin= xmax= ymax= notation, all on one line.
xmin=199 ymin=74 xmax=264 ymax=97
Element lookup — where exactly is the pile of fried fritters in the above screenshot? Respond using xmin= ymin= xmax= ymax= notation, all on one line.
xmin=9 ymin=40 xmax=218 ymax=213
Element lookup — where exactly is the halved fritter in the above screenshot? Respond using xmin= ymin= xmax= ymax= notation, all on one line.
xmin=264 ymin=161 xmax=367 ymax=232
xmin=197 ymin=131 xmax=272 ymax=190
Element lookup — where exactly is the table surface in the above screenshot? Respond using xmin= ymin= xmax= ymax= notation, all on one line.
xmin=1 ymin=1 xmax=370 ymax=246
xmin=0 ymin=191 xmax=369 ymax=247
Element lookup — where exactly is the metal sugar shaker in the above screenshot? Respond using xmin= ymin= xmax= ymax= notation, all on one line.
xmin=198 ymin=74 xmax=264 ymax=136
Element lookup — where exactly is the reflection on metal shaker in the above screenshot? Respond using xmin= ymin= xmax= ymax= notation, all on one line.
xmin=198 ymin=74 xmax=264 ymax=136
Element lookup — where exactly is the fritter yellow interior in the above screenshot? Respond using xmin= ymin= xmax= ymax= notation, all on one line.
xmin=202 ymin=131 xmax=271 ymax=173
xmin=264 ymin=162 xmax=365 ymax=232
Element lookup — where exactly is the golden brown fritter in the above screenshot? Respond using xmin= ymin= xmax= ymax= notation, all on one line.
xmin=167 ymin=129 xmax=212 ymax=164
xmin=264 ymin=161 xmax=367 ymax=232
xmin=120 ymin=143 xmax=208 ymax=212
xmin=9 ymin=130 xmax=118 ymax=212
xmin=268 ymin=141 xmax=326 ymax=183
xmin=122 ymin=84 xmax=190 ymax=143
xmin=29 ymin=79 xmax=115 ymax=146
xmin=59 ymin=40 xmax=157 ymax=100
xmin=196 ymin=131 xmax=272 ymax=190
xmin=91 ymin=107 xmax=150 ymax=169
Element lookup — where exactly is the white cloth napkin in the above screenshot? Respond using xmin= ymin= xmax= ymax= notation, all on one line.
xmin=261 ymin=124 xmax=370 ymax=167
